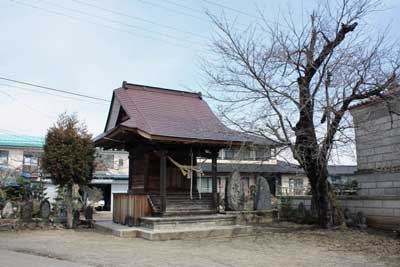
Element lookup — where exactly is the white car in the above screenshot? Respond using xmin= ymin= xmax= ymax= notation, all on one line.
xmin=87 ymin=199 xmax=105 ymax=209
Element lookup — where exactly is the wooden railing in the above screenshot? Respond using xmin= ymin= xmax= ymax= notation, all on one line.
xmin=113 ymin=193 xmax=152 ymax=226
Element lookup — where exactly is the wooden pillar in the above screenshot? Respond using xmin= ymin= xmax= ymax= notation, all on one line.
xmin=211 ymin=150 xmax=218 ymax=212
xmin=127 ymin=145 xmax=145 ymax=194
xmin=143 ymin=154 xmax=149 ymax=193
xmin=160 ymin=152 xmax=167 ymax=214
xmin=128 ymin=149 xmax=135 ymax=194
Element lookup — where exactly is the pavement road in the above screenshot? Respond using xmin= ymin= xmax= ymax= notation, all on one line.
xmin=0 ymin=249 xmax=90 ymax=267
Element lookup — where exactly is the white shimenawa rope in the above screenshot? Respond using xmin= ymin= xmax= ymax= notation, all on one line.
xmin=167 ymin=155 xmax=206 ymax=200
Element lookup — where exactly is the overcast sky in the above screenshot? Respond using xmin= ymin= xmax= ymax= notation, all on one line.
xmin=1 ymin=0 xmax=399 ymax=164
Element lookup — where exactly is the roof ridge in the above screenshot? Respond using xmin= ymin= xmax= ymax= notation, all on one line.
xmin=122 ymin=81 xmax=202 ymax=99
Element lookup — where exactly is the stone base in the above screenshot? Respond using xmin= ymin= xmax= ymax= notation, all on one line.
xmin=139 ymin=214 xmax=236 ymax=231
xmin=94 ymin=220 xmax=256 ymax=241
xmin=223 ymin=210 xmax=275 ymax=225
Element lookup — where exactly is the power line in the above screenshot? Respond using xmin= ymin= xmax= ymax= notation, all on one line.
xmin=0 ymin=83 xmax=109 ymax=106
xmin=69 ymin=0 xmax=207 ymax=40
xmin=0 ymin=88 xmax=56 ymax=119
xmin=201 ymin=0 xmax=262 ymax=20
xmin=35 ymin=0 xmax=200 ymax=46
xmin=137 ymin=0 xmax=259 ymax=29
xmin=0 ymin=76 xmax=110 ymax=103
xmin=161 ymin=0 xmax=204 ymax=14
xmin=8 ymin=0 xmax=194 ymax=49
xmin=135 ymin=0 xmax=206 ymax=22
xmin=171 ymin=0 xmax=287 ymax=29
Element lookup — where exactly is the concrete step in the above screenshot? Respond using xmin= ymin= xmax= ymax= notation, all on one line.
xmin=94 ymin=220 xmax=257 ymax=241
xmin=162 ymin=210 xmax=216 ymax=217
xmin=166 ymin=206 xmax=213 ymax=210
xmin=137 ymin=225 xmax=254 ymax=241
xmin=140 ymin=214 xmax=236 ymax=230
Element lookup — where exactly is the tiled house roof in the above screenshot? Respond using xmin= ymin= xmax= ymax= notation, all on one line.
xmin=0 ymin=134 xmax=45 ymax=148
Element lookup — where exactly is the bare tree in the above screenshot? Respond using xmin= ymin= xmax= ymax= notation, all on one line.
xmin=202 ymin=0 xmax=400 ymax=227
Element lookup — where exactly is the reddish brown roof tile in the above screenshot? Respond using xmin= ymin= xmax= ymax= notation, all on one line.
xmin=96 ymin=82 xmax=277 ymax=145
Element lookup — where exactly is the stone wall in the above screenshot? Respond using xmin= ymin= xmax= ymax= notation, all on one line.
xmin=283 ymin=195 xmax=400 ymax=230
xmin=351 ymin=97 xmax=400 ymax=171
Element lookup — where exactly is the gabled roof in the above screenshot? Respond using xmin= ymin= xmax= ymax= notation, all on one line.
xmin=95 ymin=82 xmax=278 ymax=146
xmin=0 ymin=134 xmax=45 ymax=148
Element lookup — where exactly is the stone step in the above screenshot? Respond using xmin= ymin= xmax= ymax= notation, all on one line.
xmin=140 ymin=214 xmax=237 ymax=230
xmin=167 ymin=202 xmax=212 ymax=205
xmin=163 ymin=211 xmax=216 ymax=217
xmin=166 ymin=206 xmax=213 ymax=210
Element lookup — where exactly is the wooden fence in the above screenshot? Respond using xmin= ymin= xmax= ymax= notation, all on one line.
xmin=113 ymin=193 xmax=152 ymax=226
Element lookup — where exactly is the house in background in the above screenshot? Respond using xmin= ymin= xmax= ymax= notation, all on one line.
xmin=0 ymin=134 xmax=128 ymax=211
xmin=200 ymin=155 xmax=356 ymax=198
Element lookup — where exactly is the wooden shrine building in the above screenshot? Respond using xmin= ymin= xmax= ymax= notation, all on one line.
xmin=94 ymin=82 xmax=275 ymax=225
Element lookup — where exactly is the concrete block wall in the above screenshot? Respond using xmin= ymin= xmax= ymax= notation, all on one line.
xmin=351 ymin=98 xmax=400 ymax=171
xmin=283 ymin=195 xmax=400 ymax=230
xmin=355 ymin=172 xmax=400 ymax=196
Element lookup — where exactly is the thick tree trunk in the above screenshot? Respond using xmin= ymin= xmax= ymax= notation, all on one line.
xmin=65 ymin=184 xmax=74 ymax=229
xmin=309 ymin=175 xmax=333 ymax=228
xmin=294 ymin=78 xmax=335 ymax=228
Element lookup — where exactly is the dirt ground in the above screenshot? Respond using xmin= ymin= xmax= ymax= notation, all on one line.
xmin=0 ymin=224 xmax=399 ymax=267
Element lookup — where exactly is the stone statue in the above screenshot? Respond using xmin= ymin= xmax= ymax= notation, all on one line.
xmin=40 ymin=200 xmax=51 ymax=220
xmin=1 ymin=201 xmax=14 ymax=219
xmin=255 ymin=176 xmax=272 ymax=210
xmin=226 ymin=170 xmax=244 ymax=211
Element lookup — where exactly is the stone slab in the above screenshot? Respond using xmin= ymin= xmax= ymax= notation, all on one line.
xmin=140 ymin=214 xmax=237 ymax=230
xmin=94 ymin=220 xmax=257 ymax=241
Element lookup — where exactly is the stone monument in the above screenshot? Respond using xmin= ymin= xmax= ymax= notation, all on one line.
xmin=20 ymin=201 xmax=33 ymax=221
xmin=226 ymin=170 xmax=244 ymax=211
xmin=255 ymin=176 xmax=272 ymax=210
xmin=40 ymin=200 xmax=51 ymax=220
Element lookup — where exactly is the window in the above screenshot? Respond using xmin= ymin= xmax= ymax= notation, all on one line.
xmin=118 ymin=158 xmax=124 ymax=167
xmin=255 ymin=148 xmax=270 ymax=160
xmin=0 ymin=150 xmax=8 ymax=165
xmin=198 ymin=177 xmax=221 ymax=193
xmin=217 ymin=150 xmax=223 ymax=159
xmin=97 ymin=154 xmax=115 ymax=169
xmin=224 ymin=149 xmax=235 ymax=159
xmin=23 ymin=151 xmax=41 ymax=174
xmin=239 ymin=150 xmax=252 ymax=160
xmin=288 ymin=178 xmax=304 ymax=195
xmin=224 ymin=148 xmax=253 ymax=160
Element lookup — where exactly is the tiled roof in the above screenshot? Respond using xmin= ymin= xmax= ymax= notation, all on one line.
xmin=97 ymin=82 xmax=278 ymax=145
xmin=0 ymin=134 xmax=45 ymax=148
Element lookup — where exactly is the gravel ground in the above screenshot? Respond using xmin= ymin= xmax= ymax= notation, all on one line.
xmin=0 ymin=224 xmax=399 ymax=267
